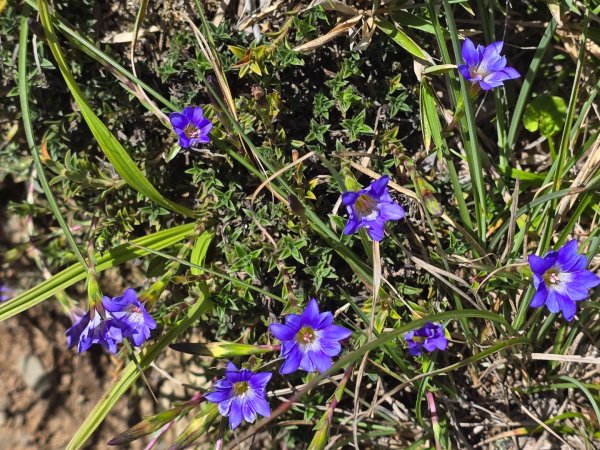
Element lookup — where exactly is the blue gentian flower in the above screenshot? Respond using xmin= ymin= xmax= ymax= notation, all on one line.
xmin=458 ymin=38 xmax=520 ymax=91
xmin=528 ymin=240 xmax=600 ymax=321
xmin=205 ymin=362 xmax=272 ymax=430
xmin=169 ymin=106 xmax=213 ymax=148
xmin=102 ymin=288 xmax=157 ymax=346
xmin=66 ymin=288 xmax=156 ymax=353
xmin=404 ymin=322 xmax=447 ymax=356
xmin=77 ymin=312 xmax=124 ymax=354
xmin=270 ymin=298 xmax=352 ymax=374
xmin=341 ymin=176 xmax=406 ymax=241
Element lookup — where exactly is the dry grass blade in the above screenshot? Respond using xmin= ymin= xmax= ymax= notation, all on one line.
xmin=128 ymin=0 xmax=170 ymax=127
xmin=346 ymin=160 xmax=419 ymax=201
xmin=352 ymin=241 xmax=381 ymax=449
xmin=249 ymin=151 xmax=315 ymax=204
xmin=180 ymin=12 xmax=237 ymax=120
xmin=518 ymin=403 xmax=575 ymax=450
xmin=530 ymin=353 xmax=600 ymax=365
xmin=557 ymin=136 xmax=600 ymax=216
xmin=293 ymin=14 xmax=363 ymax=53
xmin=305 ymin=0 xmax=360 ymax=16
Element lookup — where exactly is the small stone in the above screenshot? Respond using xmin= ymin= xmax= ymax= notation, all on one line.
xmin=19 ymin=355 xmax=51 ymax=396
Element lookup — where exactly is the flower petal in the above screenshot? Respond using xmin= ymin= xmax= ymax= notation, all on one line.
xmin=528 ymin=254 xmax=555 ymax=275
xmin=169 ymin=112 xmax=188 ymax=130
xmin=205 ymin=388 xmax=231 ymax=404
xmin=556 ymin=293 xmax=577 ymax=321
xmin=280 ymin=347 xmax=302 ymax=374
xmin=317 ymin=311 xmax=333 ymax=329
xmin=557 ymin=240 xmax=579 ymax=269
xmin=530 ymin=285 xmax=548 ymax=308
xmin=368 ymin=176 xmax=389 ymax=196
xmin=217 ymin=397 xmax=234 ymax=416
xmin=251 ymin=395 xmax=270 ymax=418
xmin=545 ymin=290 xmax=560 ymax=314
xmin=570 ymin=270 xmax=600 ymax=290
xmin=341 ymin=191 xmax=359 ymax=206
xmin=321 ymin=324 xmax=352 ymax=341
xmin=301 ymin=298 xmax=320 ymax=328
xmin=319 ymin=339 xmax=341 ymax=357
xmin=242 ymin=400 xmax=257 ymax=423
xmin=366 ymin=219 xmax=385 ymax=241
xmin=458 ymin=64 xmax=474 ymax=81
xmin=249 ymin=372 xmax=272 ymax=391
xmin=461 ymin=38 xmax=480 ymax=66
xmin=379 ymin=202 xmax=405 ymax=221
xmin=270 ymin=323 xmax=297 ymax=341
xmin=343 ymin=217 xmax=361 ymax=236
xmin=299 ymin=351 xmax=316 ymax=372
xmin=228 ymin=400 xmax=244 ymax=429
xmin=309 ymin=350 xmax=332 ymax=373
xmin=285 ymin=314 xmax=302 ymax=331
xmin=191 ymin=107 xmax=206 ymax=125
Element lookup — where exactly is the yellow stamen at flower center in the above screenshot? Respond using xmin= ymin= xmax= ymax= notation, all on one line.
xmin=354 ymin=194 xmax=378 ymax=220
xmin=233 ymin=381 xmax=249 ymax=396
xmin=543 ymin=268 xmax=560 ymax=285
xmin=297 ymin=326 xmax=317 ymax=345
xmin=411 ymin=336 xmax=425 ymax=343
xmin=184 ymin=123 xmax=200 ymax=139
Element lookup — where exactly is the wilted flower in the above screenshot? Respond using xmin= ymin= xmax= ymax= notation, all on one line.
xmin=66 ymin=288 xmax=156 ymax=353
xmin=404 ymin=322 xmax=447 ymax=357
xmin=103 ymin=288 xmax=156 ymax=346
xmin=169 ymin=106 xmax=213 ymax=148
xmin=458 ymin=38 xmax=520 ymax=91
xmin=528 ymin=240 xmax=600 ymax=321
xmin=205 ymin=362 xmax=271 ymax=430
xmin=342 ymin=176 xmax=406 ymax=241
xmin=270 ymin=298 xmax=352 ymax=374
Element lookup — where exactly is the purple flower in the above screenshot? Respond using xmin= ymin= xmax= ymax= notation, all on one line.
xmin=66 ymin=288 xmax=156 ymax=353
xmin=270 ymin=298 xmax=352 ymax=374
xmin=78 ymin=312 xmax=124 ymax=354
xmin=67 ymin=305 xmax=124 ymax=354
xmin=458 ymin=38 xmax=520 ymax=91
xmin=341 ymin=176 xmax=406 ymax=242
xmin=528 ymin=240 xmax=600 ymax=321
xmin=404 ymin=322 xmax=447 ymax=357
xmin=169 ymin=106 xmax=213 ymax=148
xmin=103 ymin=288 xmax=157 ymax=346
xmin=0 ymin=284 xmax=12 ymax=302
xmin=205 ymin=362 xmax=271 ymax=430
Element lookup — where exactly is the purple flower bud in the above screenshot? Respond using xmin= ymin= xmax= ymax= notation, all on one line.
xmin=205 ymin=362 xmax=272 ymax=430
xmin=341 ymin=176 xmax=406 ymax=242
xmin=169 ymin=106 xmax=213 ymax=148
xmin=458 ymin=38 xmax=520 ymax=91
xmin=528 ymin=240 xmax=600 ymax=321
xmin=270 ymin=298 xmax=352 ymax=374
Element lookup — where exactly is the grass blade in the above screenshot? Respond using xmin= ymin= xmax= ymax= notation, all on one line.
xmin=36 ymin=0 xmax=194 ymax=218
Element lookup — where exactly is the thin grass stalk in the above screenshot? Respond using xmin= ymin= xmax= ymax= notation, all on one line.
xmin=441 ymin=0 xmax=488 ymax=242
xmin=19 ymin=9 xmax=88 ymax=270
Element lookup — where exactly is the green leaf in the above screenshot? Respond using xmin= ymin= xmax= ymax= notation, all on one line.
xmin=67 ymin=285 xmax=212 ymax=450
xmin=190 ymin=231 xmax=214 ymax=275
xmin=0 ymin=223 xmax=197 ymax=322
xmin=37 ymin=0 xmax=194 ymax=218
xmin=523 ymin=95 xmax=567 ymax=138
xmin=375 ymin=18 xmax=432 ymax=62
